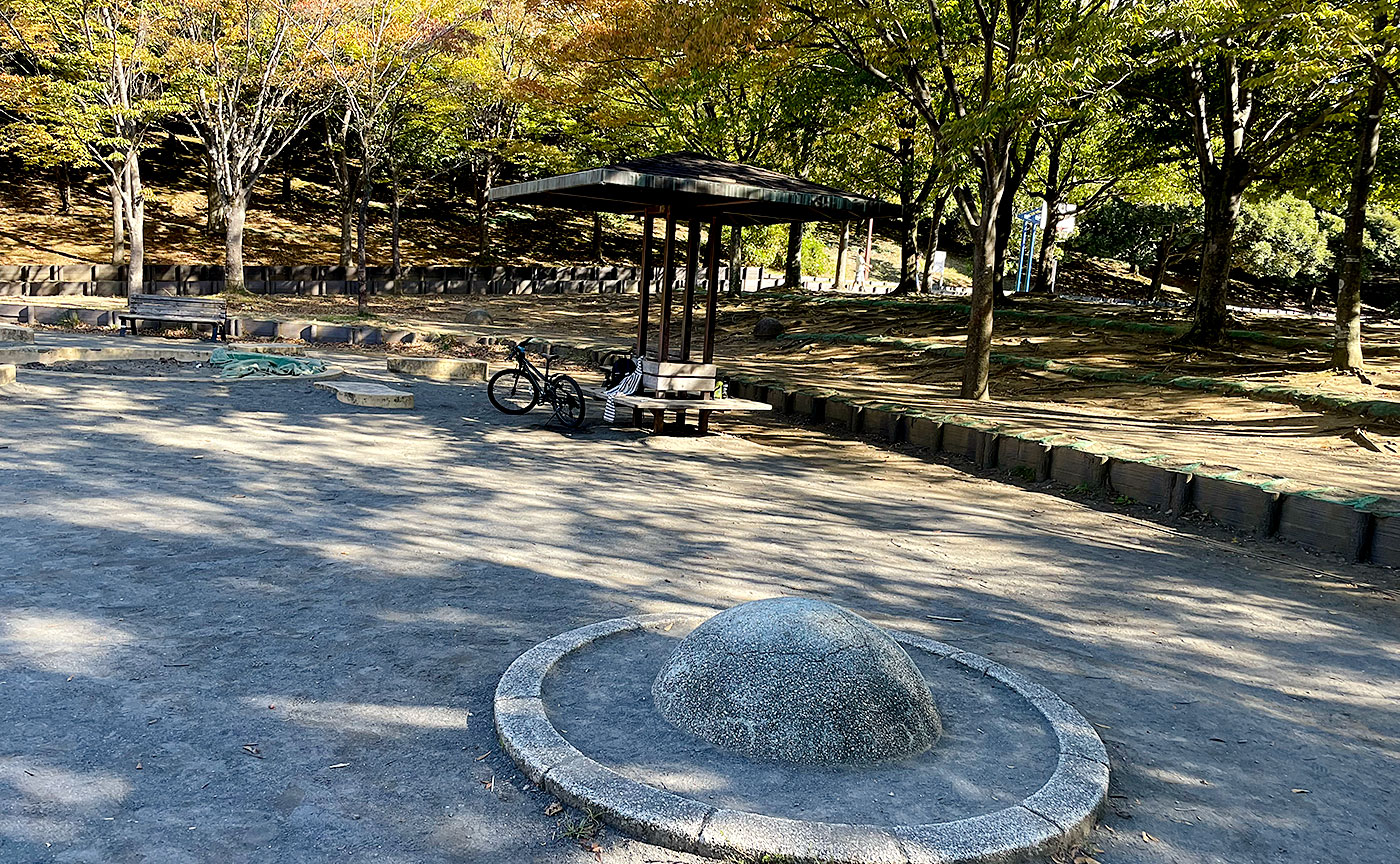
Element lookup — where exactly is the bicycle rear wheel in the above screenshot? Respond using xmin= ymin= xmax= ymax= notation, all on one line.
xmin=488 ymin=368 xmax=539 ymax=414
xmin=548 ymin=374 xmax=587 ymax=429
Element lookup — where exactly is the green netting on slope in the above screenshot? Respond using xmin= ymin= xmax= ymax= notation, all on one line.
xmin=210 ymin=348 xmax=327 ymax=378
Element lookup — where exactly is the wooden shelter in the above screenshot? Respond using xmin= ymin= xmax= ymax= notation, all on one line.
xmin=488 ymin=152 xmax=898 ymax=430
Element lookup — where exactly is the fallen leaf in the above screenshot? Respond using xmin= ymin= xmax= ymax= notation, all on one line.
xmin=475 ymin=752 xmax=490 ymax=762
xmin=544 ymin=802 xmax=563 ymax=817
xmin=1142 ymin=831 xmax=1159 ymax=843
xmin=1292 ymin=788 xmax=1309 ymax=794
xmin=328 ymin=763 xmax=350 ymax=770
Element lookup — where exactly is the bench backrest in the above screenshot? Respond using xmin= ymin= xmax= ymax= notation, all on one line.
xmin=128 ymin=294 xmax=227 ymax=318
xmin=641 ymin=359 xmax=717 ymax=394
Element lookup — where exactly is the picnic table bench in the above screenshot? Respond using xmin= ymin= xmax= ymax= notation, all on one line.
xmin=118 ymin=294 xmax=228 ymax=341
xmin=587 ymin=358 xmax=770 ymax=433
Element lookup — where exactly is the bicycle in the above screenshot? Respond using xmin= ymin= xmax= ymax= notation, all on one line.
xmin=487 ymin=338 xmax=587 ymax=429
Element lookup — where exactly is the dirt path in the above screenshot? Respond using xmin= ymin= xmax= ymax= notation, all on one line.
xmin=18 ymin=293 xmax=1400 ymax=501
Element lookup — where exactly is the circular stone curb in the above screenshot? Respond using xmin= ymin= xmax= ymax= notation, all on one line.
xmin=495 ymin=613 xmax=1108 ymax=864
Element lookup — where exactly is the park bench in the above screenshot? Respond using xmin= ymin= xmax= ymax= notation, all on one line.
xmin=587 ymin=358 xmax=770 ymax=433
xmin=118 ymin=294 xmax=228 ymax=341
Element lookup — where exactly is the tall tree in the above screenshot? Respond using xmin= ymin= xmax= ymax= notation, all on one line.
xmin=1 ymin=0 xmax=172 ymax=291
xmin=164 ymin=0 xmax=338 ymax=293
xmin=325 ymin=0 xmax=467 ymax=313
xmin=1333 ymin=9 xmax=1397 ymax=370
xmin=1142 ymin=0 xmax=1358 ymax=345
xmin=786 ymin=0 xmax=1129 ymax=399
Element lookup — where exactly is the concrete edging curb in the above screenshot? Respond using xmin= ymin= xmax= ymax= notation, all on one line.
xmin=722 ymin=374 xmax=1400 ymax=567
xmin=495 ymin=613 xmax=1108 ymax=864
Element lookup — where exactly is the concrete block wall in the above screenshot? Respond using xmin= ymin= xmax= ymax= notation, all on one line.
xmin=0 ymin=264 xmax=829 ymax=298
xmin=722 ymin=373 xmax=1399 ymax=567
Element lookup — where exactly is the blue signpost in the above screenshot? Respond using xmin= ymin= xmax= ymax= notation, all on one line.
xmin=1014 ymin=208 xmax=1043 ymax=293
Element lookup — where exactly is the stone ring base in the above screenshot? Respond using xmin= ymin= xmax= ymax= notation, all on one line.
xmin=494 ymin=613 xmax=1110 ymax=864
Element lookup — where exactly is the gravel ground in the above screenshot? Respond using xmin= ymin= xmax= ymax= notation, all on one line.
xmin=0 ymin=335 xmax=1397 ymax=864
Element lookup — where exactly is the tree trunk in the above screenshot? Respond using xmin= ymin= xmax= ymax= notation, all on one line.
xmin=962 ymin=209 xmax=999 ymax=401
xmin=324 ymin=110 xmax=355 ymax=267
xmin=592 ymin=212 xmax=603 ymax=262
xmin=960 ymin=148 xmax=1010 ymax=401
xmin=224 ymin=191 xmax=248 ymax=294
xmin=389 ymin=166 xmax=402 ymax=293
xmin=834 ymin=221 xmax=849 ymax=290
xmin=56 ymin=167 xmax=72 ymax=214
xmin=1183 ymin=176 xmax=1244 ymax=345
xmin=992 ymin=188 xmax=1016 ymax=301
xmin=110 ymin=173 xmax=126 ymax=265
xmin=1148 ymin=235 xmax=1171 ymax=302
xmin=206 ymin=159 xmax=224 ymax=236
xmin=728 ymin=225 xmax=742 ymax=295
xmin=784 ymin=222 xmax=803 ymax=289
xmin=476 ymin=153 xmax=497 ymax=262
xmin=1333 ymin=69 xmax=1386 ymax=371
xmin=892 ymin=125 xmax=918 ymax=295
xmin=357 ymin=166 xmax=371 ymax=316
xmin=125 ymin=156 xmax=145 ymax=295
xmin=921 ymin=194 xmax=949 ymax=290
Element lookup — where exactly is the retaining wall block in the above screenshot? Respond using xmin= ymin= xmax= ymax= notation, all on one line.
xmin=1276 ymin=495 xmax=1374 ymax=561
xmin=791 ymin=390 xmax=827 ymax=422
xmin=146 ymin=264 xmax=179 ymax=282
xmin=349 ymin=326 xmax=382 ymax=346
xmin=766 ymin=386 xmax=791 ymax=413
xmin=0 ymin=303 xmax=28 ymax=323
xmin=1191 ymin=475 xmax=1281 ymax=536
xmin=864 ymin=406 xmax=906 ymax=443
xmin=235 ymin=319 xmax=278 ymax=338
xmin=276 ymin=320 xmax=313 ymax=341
xmin=91 ymin=264 xmax=123 ymax=281
xmin=1369 ymin=514 xmax=1400 ymax=568
xmin=941 ymin=422 xmax=990 ymax=464
xmin=998 ymin=436 xmax=1052 ymax=481
xmin=0 ymin=283 xmax=24 ymax=296
xmin=0 ymin=364 xmax=14 ymax=386
xmin=824 ymin=397 xmax=862 ymax=431
xmin=1106 ymin=459 xmax=1180 ymax=510
xmin=311 ymin=324 xmax=352 ymax=343
xmin=91 ymin=281 xmax=125 ymax=297
xmin=1050 ymin=446 xmax=1109 ymax=490
xmin=56 ymin=264 xmax=93 ymax=281
xmin=907 ymin=416 xmax=943 ymax=450
xmin=0 ymin=265 xmax=27 ymax=281
xmin=381 ymin=330 xmax=420 ymax=345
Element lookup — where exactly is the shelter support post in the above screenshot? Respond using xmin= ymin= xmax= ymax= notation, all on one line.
xmin=659 ymin=209 xmax=677 ymax=361
xmin=682 ymin=220 xmax=700 ymax=359
xmin=637 ymin=212 xmax=654 ymax=356
xmin=703 ymin=218 xmax=721 ymax=364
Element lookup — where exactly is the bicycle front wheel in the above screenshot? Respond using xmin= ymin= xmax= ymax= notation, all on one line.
xmin=488 ymin=368 xmax=539 ymax=414
xmin=548 ymin=374 xmax=587 ymax=429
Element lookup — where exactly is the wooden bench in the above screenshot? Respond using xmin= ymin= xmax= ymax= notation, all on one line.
xmin=588 ymin=359 xmax=770 ymax=433
xmin=118 ymin=294 xmax=228 ymax=341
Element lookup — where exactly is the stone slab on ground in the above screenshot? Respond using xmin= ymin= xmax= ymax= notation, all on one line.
xmin=314 ymin=379 xmax=415 ymax=408
xmin=386 ymin=355 xmax=487 ymax=381
xmin=0 ymin=323 xmax=33 ymax=344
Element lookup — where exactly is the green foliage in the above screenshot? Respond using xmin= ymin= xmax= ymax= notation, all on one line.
xmin=1070 ymin=199 xmax=1201 ymax=272
xmin=1234 ymin=195 xmax=1332 ymax=283
xmin=1364 ymin=207 xmax=1400 ymax=272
